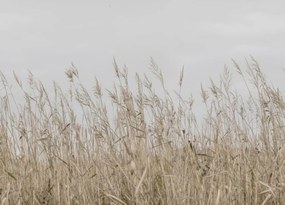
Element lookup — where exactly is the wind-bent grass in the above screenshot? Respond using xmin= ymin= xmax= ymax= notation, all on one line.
xmin=0 ymin=58 xmax=284 ymax=204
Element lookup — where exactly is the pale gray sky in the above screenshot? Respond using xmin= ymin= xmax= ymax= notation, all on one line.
xmin=0 ymin=0 xmax=285 ymax=106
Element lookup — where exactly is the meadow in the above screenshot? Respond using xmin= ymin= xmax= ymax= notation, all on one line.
xmin=0 ymin=58 xmax=284 ymax=204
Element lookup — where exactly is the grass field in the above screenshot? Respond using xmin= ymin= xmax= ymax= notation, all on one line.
xmin=0 ymin=58 xmax=284 ymax=204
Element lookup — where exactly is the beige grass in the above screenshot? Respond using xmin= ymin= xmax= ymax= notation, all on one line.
xmin=0 ymin=57 xmax=284 ymax=204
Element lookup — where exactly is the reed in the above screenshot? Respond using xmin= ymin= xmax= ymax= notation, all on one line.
xmin=0 ymin=57 xmax=284 ymax=204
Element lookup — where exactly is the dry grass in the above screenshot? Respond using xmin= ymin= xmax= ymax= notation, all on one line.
xmin=0 ymin=57 xmax=285 ymax=204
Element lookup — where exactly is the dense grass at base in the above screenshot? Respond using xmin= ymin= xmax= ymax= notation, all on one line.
xmin=0 ymin=58 xmax=284 ymax=204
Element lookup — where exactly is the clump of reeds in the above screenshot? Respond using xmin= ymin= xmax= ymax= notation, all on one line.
xmin=0 ymin=57 xmax=284 ymax=204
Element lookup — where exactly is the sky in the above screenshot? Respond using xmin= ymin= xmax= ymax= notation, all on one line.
xmin=0 ymin=0 xmax=285 ymax=114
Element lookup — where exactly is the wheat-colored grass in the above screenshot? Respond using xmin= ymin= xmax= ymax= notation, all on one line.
xmin=0 ymin=57 xmax=284 ymax=204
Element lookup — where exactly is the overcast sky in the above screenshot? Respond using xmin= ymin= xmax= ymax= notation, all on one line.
xmin=0 ymin=0 xmax=285 ymax=109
